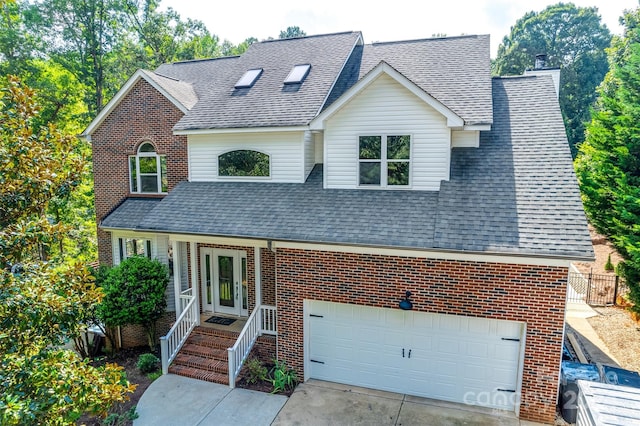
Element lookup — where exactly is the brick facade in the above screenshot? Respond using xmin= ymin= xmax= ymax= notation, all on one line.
xmin=119 ymin=311 xmax=174 ymax=349
xmin=260 ymin=248 xmax=276 ymax=305
xmin=92 ymin=78 xmax=188 ymax=265
xmin=275 ymin=248 xmax=568 ymax=424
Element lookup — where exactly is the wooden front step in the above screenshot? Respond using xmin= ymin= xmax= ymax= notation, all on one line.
xmin=168 ymin=326 xmax=239 ymax=385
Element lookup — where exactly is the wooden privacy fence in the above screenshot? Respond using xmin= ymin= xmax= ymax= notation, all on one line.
xmin=567 ymin=270 xmax=628 ymax=306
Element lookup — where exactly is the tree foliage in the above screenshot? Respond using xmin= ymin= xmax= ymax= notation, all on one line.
xmin=0 ymin=77 xmax=134 ymax=424
xmin=98 ymin=256 xmax=169 ymax=350
xmin=494 ymin=3 xmax=611 ymax=155
xmin=575 ymin=7 xmax=640 ymax=311
xmin=279 ymin=26 xmax=306 ymax=39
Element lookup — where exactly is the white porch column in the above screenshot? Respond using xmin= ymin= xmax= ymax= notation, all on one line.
xmin=172 ymin=241 xmax=183 ymax=317
xmin=190 ymin=241 xmax=200 ymax=326
xmin=254 ymin=247 xmax=261 ymax=307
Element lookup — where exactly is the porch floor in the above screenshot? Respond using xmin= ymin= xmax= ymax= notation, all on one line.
xmin=198 ymin=313 xmax=247 ymax=333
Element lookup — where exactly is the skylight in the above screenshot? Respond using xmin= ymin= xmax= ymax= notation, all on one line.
xmin=284 ymin=64 xmax=311 ymax=84
xmin=235 ymin=68 xmax=263 ymax=88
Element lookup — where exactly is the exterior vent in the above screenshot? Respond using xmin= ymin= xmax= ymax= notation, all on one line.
xmin=235 ymin=68 xmax=263 ymax=88
xmin=284 ymin=64 xmax=311 ymax=84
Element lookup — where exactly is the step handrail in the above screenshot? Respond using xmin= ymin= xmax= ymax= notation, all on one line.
xmin=160 ymin=290 xmax=198 ymax=375
xmin=227 ymin=304 xmax=276 ymax=388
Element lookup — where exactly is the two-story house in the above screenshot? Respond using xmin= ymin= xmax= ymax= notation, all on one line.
xmin=84 ymin=32 xmax=593 ymax=424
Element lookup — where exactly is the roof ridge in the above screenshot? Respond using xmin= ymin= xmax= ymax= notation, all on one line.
xmin=162 ymin=55 xmax=241 ymax=66
xmin=370 ymin=34 xmax=485 ymax=46
xmin=260 ymin=31 xmax=360 ymax=44
xmin=145 ymin=70 xmax=181 ymax=82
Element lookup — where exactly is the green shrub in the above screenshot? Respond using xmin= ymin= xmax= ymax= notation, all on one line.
xmin=102 ymin=406 xmax=139 ymax=426
xmin=137 ymin=353 xmax=160 ymax=374
xmin=605 ymin=253 xmax=614 ymax=271
xmin=269 ymin=359 xmax=297 ymax=394
xmin=147 ymin=371 xmax=162 ymax=381
xmin=245 ymin=358 xmax=268 ymax=384
xmin=98 ymin=256 xmax=169 ymax=350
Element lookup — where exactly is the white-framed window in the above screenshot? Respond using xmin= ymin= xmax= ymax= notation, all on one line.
xmin=117 ymin=237 xmax=152 ymax=262
xmin=218 ymin=149 xmax=270 ymax=177
xmin=358 ymin=135 xmax=411 ymax=187
xmin=129 ymin=142 xmax=167 ymax=193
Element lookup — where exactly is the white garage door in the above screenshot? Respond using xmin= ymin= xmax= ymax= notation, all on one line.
xmin=306 ymin=301 xmax=524 ymax=411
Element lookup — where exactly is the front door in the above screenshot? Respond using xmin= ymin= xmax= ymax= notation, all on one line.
xmin=200 ymin=248 xmax=248 ymax=316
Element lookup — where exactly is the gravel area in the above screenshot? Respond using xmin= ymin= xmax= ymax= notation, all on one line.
xmin=571 ymin=225 xmax=640 ymax=373
xmin=588 ymin=306 xmax=640 ymax=372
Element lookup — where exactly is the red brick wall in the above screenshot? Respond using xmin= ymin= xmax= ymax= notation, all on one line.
xmin=275 ymin=248 xmax=568 ymax=424
xmin=261 ymin=248 xmax=276 ymax=305
xmin=119 ymin=311 xmax=174 ymax=349
xmin=92 ymin=79 xmax=188 ymax=265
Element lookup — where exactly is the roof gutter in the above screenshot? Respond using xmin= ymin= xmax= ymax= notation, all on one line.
xmin=98 ymin=225 xmax=593 ymax=267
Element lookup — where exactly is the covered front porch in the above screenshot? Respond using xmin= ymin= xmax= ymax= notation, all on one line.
xmin=160 ymin=236 xmax=277 ymax=388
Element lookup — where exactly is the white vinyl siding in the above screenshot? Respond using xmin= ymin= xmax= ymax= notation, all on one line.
xmin=110 ymin=232 xmax=176 ymax=312
xmin=452 ymin=130 xmax=480 ymax=148
xmin=324 ymin=73 xmax=450 ymax=190
xmin=303 ymin=130 xmax=315 ymax=179
xmin=188 ymin=131 xmax=305 ymax=182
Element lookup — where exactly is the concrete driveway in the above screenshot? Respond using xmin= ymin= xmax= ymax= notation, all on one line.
xmin=273 ymin=380 xmax=544 ymax=426
xmin=135 ymin=375 xmax=546 ymax=425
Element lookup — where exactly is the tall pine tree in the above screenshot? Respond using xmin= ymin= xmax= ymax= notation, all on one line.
xmin=575 ymin=7 xmax=640 ymax=309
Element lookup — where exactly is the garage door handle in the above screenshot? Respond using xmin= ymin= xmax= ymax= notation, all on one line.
xmin=310 ymin=314 xmax=324 ymax=318
xmin=310 ymin=359 xmax=325 ymax=364
xmin=501 ymin=338 xmax=520 ymax=342
xmin=402 ymin=348 xmax=404 ymax=358
xmin=408 ymin=349 xmax=411 ymax=358
xmin=497 ymin=389 xmax=516 ymax=392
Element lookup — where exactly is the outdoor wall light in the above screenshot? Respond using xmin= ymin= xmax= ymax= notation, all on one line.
xmin=399 ymin=291 xmax=413 ymax=310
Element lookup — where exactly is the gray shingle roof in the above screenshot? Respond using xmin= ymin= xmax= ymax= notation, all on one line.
xmin=141 ymin=70 xmax=198 ymax=110
xmin=359 ymin=35 xmax=493 ymax=125
xmin=169 ymin=32 xmax=362 ymax=130
xmin=149 ymin=33 xmax=492 ymax=130
xmin=101 ymin=74 xmax=593 ymax=260
xmin=101 ymin=198 xmax=162 ymax=230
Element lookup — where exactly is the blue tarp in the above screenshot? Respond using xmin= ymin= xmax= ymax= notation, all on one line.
xmin=561 ymin=361 xmax=601 ymax=383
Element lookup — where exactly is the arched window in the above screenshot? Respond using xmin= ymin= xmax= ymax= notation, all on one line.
xmin=129 ymin=142 xmax=168 ymax=193
xmin=218 ymin=150 xmax=270 ymax=177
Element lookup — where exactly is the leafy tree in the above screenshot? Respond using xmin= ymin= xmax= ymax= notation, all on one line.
xmin=121 ymin=0 xmax=222 ymax=68
xmin=98 ymin=256 xmax=169 ymax=351
xmin=494 ymin=3 xmax=611 ymax=155
xmin=575 ymin=7 xmax=640 ymax=311
xmin=0 ymin=76 xmax=134 ymax=424
xmin=279 ymin=26 xmax=306 ymax=39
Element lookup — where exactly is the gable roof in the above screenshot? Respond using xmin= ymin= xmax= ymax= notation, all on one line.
xmin=170 ymin=32 xmax=363 ymax=132
xmin=82 ymin=69 xmax=197 ymax=137
xmin=101 ymin=75 xmax=593 ymax=261
xmin=359 ymin=35 xmax=493 ymax=126
xmin=311 ymin=61 xmax=464 ymax=130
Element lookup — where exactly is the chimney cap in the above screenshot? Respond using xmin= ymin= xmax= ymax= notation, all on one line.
xmin=535 ymin=54 xmax=547 ymax=70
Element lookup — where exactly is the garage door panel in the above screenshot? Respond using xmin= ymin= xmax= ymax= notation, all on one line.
xmin=307 ymin=301 xmax=522 ymax=412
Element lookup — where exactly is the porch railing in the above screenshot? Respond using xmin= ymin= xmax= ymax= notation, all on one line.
xmin=160 ymin=290 xmax=198 ymax=375
xmin=227 ymin=304 xmax=277 ymax=388
xmin=179 ymin=287 xmax=193 ymax=314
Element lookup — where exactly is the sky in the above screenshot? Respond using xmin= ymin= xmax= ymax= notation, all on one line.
xmin=161 ymin=0 xmax=639 ymax=58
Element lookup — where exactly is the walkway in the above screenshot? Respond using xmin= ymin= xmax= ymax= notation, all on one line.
xmin=565 ymin=301 xmax=620 ymax=365
xmin=134 ymin=375 xmax=287 ymax=426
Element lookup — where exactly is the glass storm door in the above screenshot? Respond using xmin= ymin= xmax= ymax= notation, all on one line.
xmin=201 ymin=248 xmax=247 ymax=316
